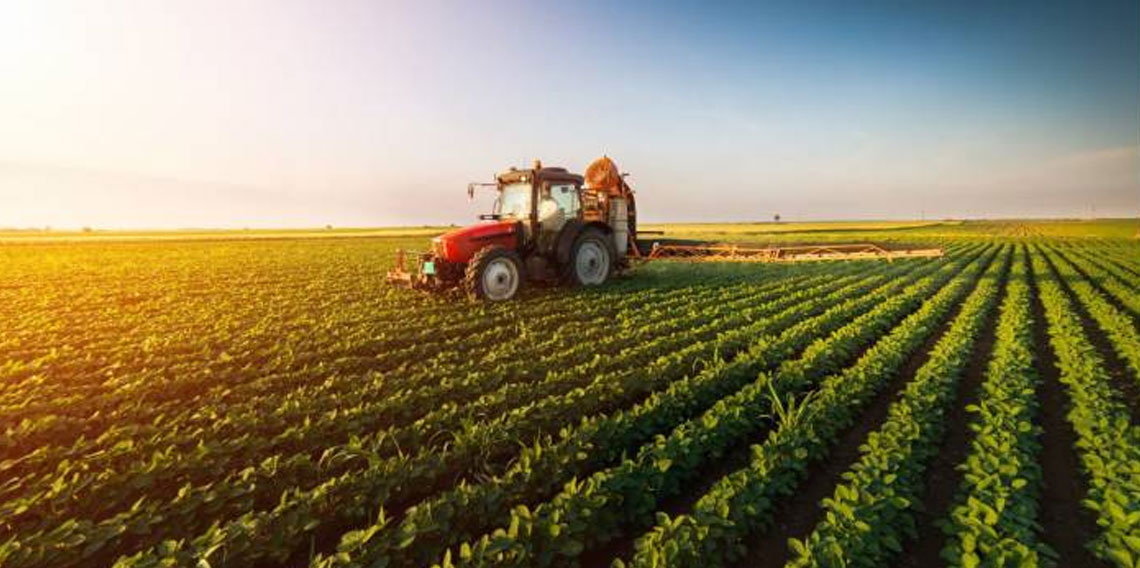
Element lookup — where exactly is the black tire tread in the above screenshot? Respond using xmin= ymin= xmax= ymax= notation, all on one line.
xmin=465 ymin=245 xmax=524 ymax=301
xmin=561 ymin=227 xmax=616 ymax=287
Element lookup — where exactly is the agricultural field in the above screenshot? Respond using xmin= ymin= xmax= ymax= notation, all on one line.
xmin=2 ymin=219 xmax=1139 ymax=568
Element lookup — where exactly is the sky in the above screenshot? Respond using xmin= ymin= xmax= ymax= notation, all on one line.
xmin=1 ymin=0 xmax=1137 ymax=228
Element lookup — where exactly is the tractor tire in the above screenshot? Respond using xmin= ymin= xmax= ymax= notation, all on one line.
xmin=465 ymin=246 xmax=525 ymax=301
xmin=563 ymin=227 xmax=615 ymax=287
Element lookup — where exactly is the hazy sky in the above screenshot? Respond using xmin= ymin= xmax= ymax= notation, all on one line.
xmin=2 ymin=0 xmax=1137 ymax=228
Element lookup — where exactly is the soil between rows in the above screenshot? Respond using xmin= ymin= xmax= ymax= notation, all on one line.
xmin=1044 ymin=251 xmax=1140 ymax=424
xmin=293 ymin=261 xmax=943 ymax=566
xmin=1088 ymin=262 xmax=1140 ymax=321
xmin=578 ymin=438 xmax=756 ymax=567
xmin=576 ymin=249 xmax=990 ymax=568
xmin=895 ymin=247 xmax=1011 ymax=567
xmin=576 ymin=263 xmax=940 ymax=567
xmin=1099 ymin=251 xmax=1140 ymax=280
xmin=1060 ymin=246 xmax=1140 ymax=332
xmin=740 ymin=250 xmax=991 ymax=567
xmin=1029 ymin=254 xmax=1105 ymax=567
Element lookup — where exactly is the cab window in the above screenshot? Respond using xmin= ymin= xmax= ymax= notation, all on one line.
xmin=497 ymin=182 xmax=532 ymax=219
xmin=550 ymin=184 xmax=580 ymax=217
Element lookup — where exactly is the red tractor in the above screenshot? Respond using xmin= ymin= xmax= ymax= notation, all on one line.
xmin=389 ymin=155 xmax=945 ymax=301
xmin=388 ymin=157 xmax=639 ymax=301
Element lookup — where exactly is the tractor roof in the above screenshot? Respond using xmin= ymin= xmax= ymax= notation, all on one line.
xmin=497 ymin=166 xmax=584 ymax=185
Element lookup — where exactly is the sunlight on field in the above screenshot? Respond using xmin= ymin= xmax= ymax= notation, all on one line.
xmin=0 ymin=226 xmax=448 ymax=243
xmin=1 ymin=219 xmax=1138 ymax=567
xmin=4 ymin=219 xmax=1135 ymax=244
xmin=641 ymin=220 xmax=954 ymax=234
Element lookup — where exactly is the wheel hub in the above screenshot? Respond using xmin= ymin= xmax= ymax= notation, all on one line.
xmin=482 ymin=258 xmax=519 ymax=300
xmin=575 ymin=241 xmax=609 ymax=285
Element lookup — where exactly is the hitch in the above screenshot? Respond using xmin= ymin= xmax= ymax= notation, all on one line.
xmin=387 ymin=249 xmax=458 ymax=292
xmin=386 ymin=249 xmax=421 ymax=287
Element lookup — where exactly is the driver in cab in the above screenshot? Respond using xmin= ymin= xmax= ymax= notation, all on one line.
xmin=537 ymin=186 xmax=566 ymax=249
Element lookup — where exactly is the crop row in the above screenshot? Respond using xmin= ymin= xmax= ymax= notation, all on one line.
xmin=1060 ymin=246 xmax=1140 ymax=318
xmin=784 ymin=243 xmax=1009 ymax=566
xmin=1031 ymin=246 xmax=1140 ymax=567
xmin=1045 ymin=248 xmax=1140 ymax=383
xmin=942 ymin=246 xmax=1050 ymax=566
xmin=1 ymin=265 xmax=783 ymax=463
xmin=0 ymin=272 xmax=833 ymax=564
xmin=624 ymin=244 xmax=1004 ymax=568
xmin=11 ymin=255 xmax=820 ymax=432
xmin=107 ymin=248 xmax=987 ymax=568
xmin=1 ymin=267 xmax=838 ymax=528
xmin=113 ymin=248 xmax=980 ymax=568
xmin=428 ymin=246 xmax=997 ymax=566
xmin=2 ymin=252 xmax=958 ymax=567
xmin=313 ymin=245 xmax=995 ymax=568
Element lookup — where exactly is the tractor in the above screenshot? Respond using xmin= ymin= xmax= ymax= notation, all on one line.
xmin=388 ymin=155 xmax=945 ymax=301
xmin=387 ymin=157 xmax=638 ymax=301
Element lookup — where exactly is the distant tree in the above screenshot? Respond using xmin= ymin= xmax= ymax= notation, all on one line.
xmin=326 ymin=224 xmax=333 ymax=230
xmin=81 ymin=226 xmax=93 ymax=233
xmin=773 ymin=213 xmax=781 ymax=223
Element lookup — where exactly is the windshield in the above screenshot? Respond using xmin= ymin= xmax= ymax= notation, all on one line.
xmin=495 ymin=182 xmax=531 ymax=219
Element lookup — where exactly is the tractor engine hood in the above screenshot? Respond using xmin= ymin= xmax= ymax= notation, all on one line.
xmin=433 ymin=220 xmax=521 ymax=264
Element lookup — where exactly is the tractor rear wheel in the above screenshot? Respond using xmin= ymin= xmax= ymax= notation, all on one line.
xmin=465 ymin=246 xmax=524 ymax=301
xmin=564 ymin=227 xmax=615 ymax=287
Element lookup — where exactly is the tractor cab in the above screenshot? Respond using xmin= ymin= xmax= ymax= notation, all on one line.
xmin=388 ymin=157 xmax=638 ymax=301
xmin=485 ymin=162 xmax=586 ymax=254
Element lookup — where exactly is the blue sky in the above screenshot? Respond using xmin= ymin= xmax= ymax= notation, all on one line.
xmin=1 ymin=0 xmax=1136 ymax=227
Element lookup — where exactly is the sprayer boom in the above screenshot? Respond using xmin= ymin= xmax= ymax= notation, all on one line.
xmin=645 ymin=242 xmax=943 ymax=263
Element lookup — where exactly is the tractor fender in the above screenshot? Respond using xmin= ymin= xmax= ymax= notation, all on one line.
xmin=555 ymin=220 xmax=610 ymax=266
xmin=554 ymin=219 xmax=584 ymax=265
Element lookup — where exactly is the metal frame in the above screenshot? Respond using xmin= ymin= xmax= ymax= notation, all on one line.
xmin=646 ymin=242 xmax=944 ymax=263
xmin=387 ymin=249 xmax=424 ymax=285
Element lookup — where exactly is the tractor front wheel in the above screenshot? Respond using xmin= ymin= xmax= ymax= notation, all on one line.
xmin=465 ymin=246 xmax=524 ymax=301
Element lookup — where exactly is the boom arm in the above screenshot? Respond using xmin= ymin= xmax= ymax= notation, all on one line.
xmin=646 ymin=242 xmax=944 ymax=263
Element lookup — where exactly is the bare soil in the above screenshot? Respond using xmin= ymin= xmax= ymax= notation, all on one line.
xmin=740 ymin=257 xmax=985 ymax=567
xmin=1029 ymin=258 xmax=1105 ymax=567
xmin=578 ymin=260 xmax=951 ymax=567
xmin=896 ymin=252 xmax=1010 ymax=567
xmin=1046 ymin=253 xmax=1140 ymax=423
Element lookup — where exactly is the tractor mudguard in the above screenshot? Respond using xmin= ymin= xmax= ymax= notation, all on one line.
xmin=554 ymin=219 xmax=585 ymax=265
xmin=555 ymin=220 xmax=614 ymax=266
